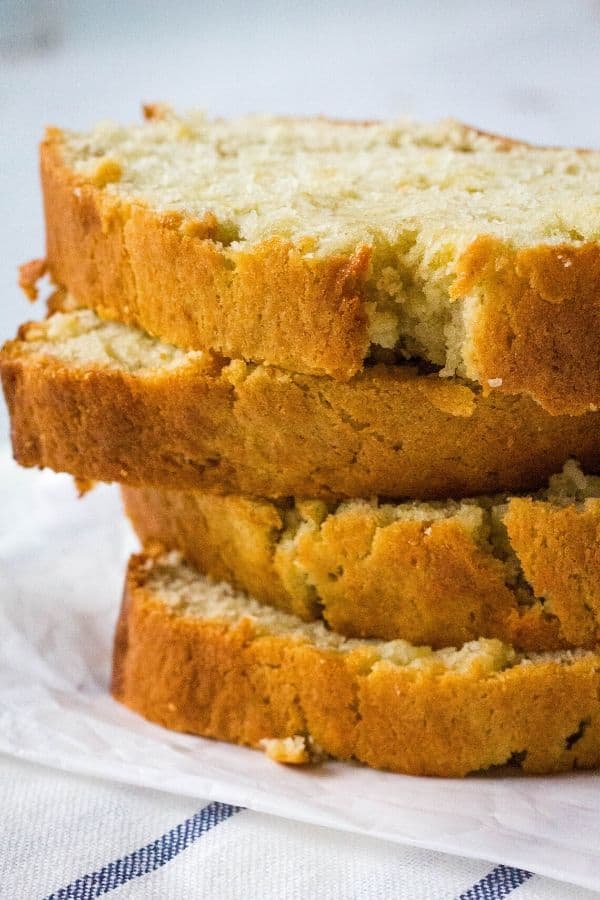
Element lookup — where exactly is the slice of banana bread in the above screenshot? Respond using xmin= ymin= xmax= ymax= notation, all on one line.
xmin=3 ymin=309 xmax=600 ymax=500
xmin=38 ymin=108 xmax=600 ymax=412
xmin=113 ymin=551 xmax=600 ymax=777
xmin=122 ymin=461 xmax=600 ymax=652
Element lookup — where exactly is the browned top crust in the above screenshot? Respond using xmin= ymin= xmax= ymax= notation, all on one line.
xmin=39 ymin=122 xmax=600 ymax=414
xmin=113 ymin=552 xmax=600 ymax=777
xmin=3 ymin=313 xmax=600 ymax=500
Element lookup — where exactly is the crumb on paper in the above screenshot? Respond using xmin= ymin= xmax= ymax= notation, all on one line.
xmin=260 ymin=735 xmax=310 ymax=765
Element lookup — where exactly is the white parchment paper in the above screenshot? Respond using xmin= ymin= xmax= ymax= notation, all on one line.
xmin=2 ymin=446 xmax=600 ymax=892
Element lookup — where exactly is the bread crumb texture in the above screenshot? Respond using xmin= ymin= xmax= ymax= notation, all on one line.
xmin=20 ymin=308 xmax=206 ymax=372
xmin=112 ymin=551 xmax=600 ymax=776
xmin=41 ymin=111 xmax=600 ymax=411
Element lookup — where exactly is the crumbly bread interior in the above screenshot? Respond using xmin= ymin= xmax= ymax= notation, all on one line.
xmin=18 ymin=308 xmax=209 ymax=373
xmin=142 ymin=551 xmax=595 ymax=674
xmin=257 ymin=460 xmax=600 ymax=612
xmin=58 ymin=111 xmax=600 ymax=370
xmin=544 ymin=459 xmax=600 ymax=503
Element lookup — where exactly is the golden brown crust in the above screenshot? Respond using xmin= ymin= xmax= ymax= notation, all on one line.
xmin=121 ymin=485 xmax=600 ymax=652
xmin=3 ymin=318 xmax=600 ymax=499
xmin=41 ymin=135 xmax=372 ymax=380
xmin=122 ymin=489 xmax=305 ymax=611
xmin=113 ymin=554 xmax=600 ymax=777
xmin=453 ymin=236 xmax=600 ymax=415
xmin=504 ymin=499 xmax=600 ymax=647
xmin=41 ymin=127 xmax=600 ymax=411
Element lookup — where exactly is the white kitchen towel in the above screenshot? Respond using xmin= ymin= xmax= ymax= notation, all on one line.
xmin=2 ymin=753 xmax=596 ymax=900
xmin=3 ymin=447 xmax=600 ymax=895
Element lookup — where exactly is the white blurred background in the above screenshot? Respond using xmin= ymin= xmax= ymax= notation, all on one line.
xmin=1 ymin=0 xmax=599 ymax=417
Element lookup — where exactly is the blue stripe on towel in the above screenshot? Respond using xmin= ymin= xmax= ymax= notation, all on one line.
xmin=44 ymin=801 xmax=242 ymax=900
xmin=457 ymin=863 xmax=533 ymax=899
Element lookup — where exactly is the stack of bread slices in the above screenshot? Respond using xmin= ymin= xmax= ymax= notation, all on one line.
xmin=3 ymin=106 xmax=600 ymax=776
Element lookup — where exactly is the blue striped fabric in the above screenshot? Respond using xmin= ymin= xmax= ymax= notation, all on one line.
xmin=456 ymin=864 xmax=533 ymax=899
xmin=41 ymin=799 xmax=533 ymax=900
xmin=44 ymin=801 xmax=242 ymax=900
